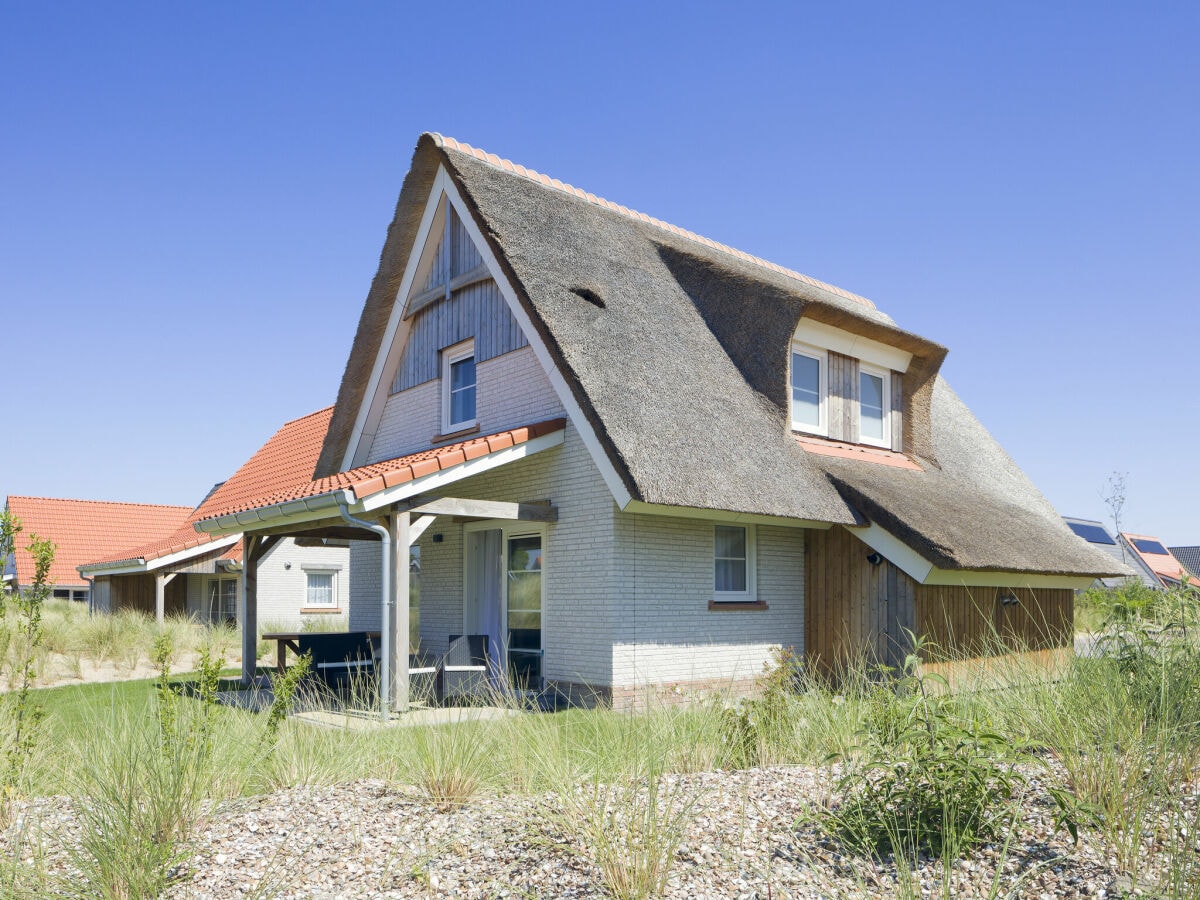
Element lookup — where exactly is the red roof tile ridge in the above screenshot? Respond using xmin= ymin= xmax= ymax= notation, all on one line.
xmin=7 ymin=495 xmax=193 ymax=511
xmin=429 ymin=134 xmax=876 ymax=311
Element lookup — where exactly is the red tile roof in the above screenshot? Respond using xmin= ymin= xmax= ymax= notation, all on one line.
xmin=87 ymin=407 xmax=335 ymax=568
xmin=1121 ymin=532 xmax=1196 ymax=589
xmin=433 ymin=135 xmax=876 ymax=311
xmin=4 ymin=497 xmax=193 ymax=586
xmin=796 ymin=435 xmax=923 ymax=471
xmin=198 ymin=418 xmax=568 ymax=521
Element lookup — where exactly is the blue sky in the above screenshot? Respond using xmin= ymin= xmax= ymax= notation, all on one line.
xmin=2 ymin=2 xmax=1197 ymax=543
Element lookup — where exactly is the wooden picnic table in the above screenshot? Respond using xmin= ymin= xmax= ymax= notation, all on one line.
xmin=260 ymin=630 xmax=380 ymax=673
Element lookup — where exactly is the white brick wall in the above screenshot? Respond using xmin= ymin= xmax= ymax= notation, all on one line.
xmin=610 ymin=515 xmax=804 ymax=688
xmin=255 ymin=538 xmax=350 ymax=631
xmin=368 ymin=346 xmax=565 ymax=464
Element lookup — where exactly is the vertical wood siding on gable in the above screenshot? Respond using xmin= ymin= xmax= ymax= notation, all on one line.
xmin=421 ymin=203 xmax=485 ymax=294
xmin=891 ymin=372 xmax=904 ymax=452
xmin=391 ymin=279 xmax=529 ymax=393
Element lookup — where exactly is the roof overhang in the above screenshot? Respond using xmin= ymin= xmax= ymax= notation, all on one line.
xmin=197 ymin=426 xmax=566 ymax=537
xmin=78 ymin=533 xmax=242 ymax=577
xmin=621 ymin=499 xmax=835 ymax=531
xmin=852 ymin=520 xmax=1100 ymax=590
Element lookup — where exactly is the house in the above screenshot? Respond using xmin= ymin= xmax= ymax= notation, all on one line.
xmin=1119 ymin=533 xmax=1197 ymax=590
xmin=1169 ymin=546 xmax=1200 ymax=580
xmin=3 ymin=496 xmax=192 ymax=609
xmin=80 ymin=408 xmax=351 ymax=629
xmin=193 ymin=133 xmax=1123 ymax=711
xmin=1062 ymin=516 xmax=1159 ymax=589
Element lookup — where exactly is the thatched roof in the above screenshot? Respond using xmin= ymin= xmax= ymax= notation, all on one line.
xmin=315 ymin=133 xmax=1122 ymax=577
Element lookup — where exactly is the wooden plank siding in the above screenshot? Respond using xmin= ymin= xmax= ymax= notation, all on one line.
xmin=109 ymin=573 xmax=186 ymax=617
xmin=827 ymin=351 xmax=859 ymax=442
xmin=890 ymin=371 xmax=904 ymax=452
xmin=805 ymin=525 xmax=1071 ymax=677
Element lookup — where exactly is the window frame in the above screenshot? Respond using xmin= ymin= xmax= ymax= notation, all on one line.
xmin=857 ymin=362 xmax=891 ymax=448
xmin=713 ymin=523 xmax=757 ymax=602
xmin=207 ymin=576 xmax=238 ymax=624
xmin=441 ymin=339 xmax=477 ymax=433
xmin=303 ymin=570 xmax=338 ymax=609
xmin=789 ymin=342 xmax=828 ymax=436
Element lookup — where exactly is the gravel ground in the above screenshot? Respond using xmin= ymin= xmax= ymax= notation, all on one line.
xmin=4 ymin=765 xmax=1197 ymax=898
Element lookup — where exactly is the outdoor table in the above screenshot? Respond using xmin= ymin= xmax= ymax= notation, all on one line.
xmin=260 ymin=630 xmax=381 ymax=673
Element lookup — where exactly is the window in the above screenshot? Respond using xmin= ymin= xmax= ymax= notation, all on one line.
xmin=305 ymin=571 xmax=336 ymax=608
xmin=506 ymin=534 xmax=543 ymax=688
xmin=714 ymin=524 xmax=756 ymax=600
xmin=858 ymin=364 xmax=890 ymax=447
xmin=441 ymin=340 xmax=477 ymax=432
xmin=790 ymin=345 xmax=827 ymax=435
xmin=208 ymin=578 xmax=238 ymax=625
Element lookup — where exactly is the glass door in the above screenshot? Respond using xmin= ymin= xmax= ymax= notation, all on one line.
xmin=505 ymin=534 xmax=542 ymax=689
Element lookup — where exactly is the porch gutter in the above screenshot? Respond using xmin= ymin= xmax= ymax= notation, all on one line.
xmin=337 ymin=501 xmax=394 ymax=723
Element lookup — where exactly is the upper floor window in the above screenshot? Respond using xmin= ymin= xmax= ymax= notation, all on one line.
xmin=790 ymin=345 xmax=827 ymax=435
xmin=858 ymin=364 xmax=891 ymax=447
xmin=442 ymin=339 xmax=477 ymax=432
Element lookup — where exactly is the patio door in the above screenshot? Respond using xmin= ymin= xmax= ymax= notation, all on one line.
xmin=464 ymin=526 xmax=543 ymax=690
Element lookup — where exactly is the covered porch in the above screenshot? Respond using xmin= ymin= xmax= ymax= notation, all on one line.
xmin=195 ymin=419 xmax=565 ymax=718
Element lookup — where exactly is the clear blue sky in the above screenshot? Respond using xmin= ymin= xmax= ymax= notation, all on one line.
xmin=2 ymin=2 xmax=1197 ymax=543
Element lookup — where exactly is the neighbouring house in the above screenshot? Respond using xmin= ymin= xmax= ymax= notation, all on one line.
xmin=1062 ymin=516 xmax=1160 ymax=589
xmin=193 ymin=133 xmax=1124 ymax=711
xmin=1119 ymin=533 xmax=1197 ymax=590
xmin=3 ymin=496 xmax=192 ymax=609
xmin=79 ymin=408 xmax=351 ymax=629
xmin=1169 ymin=546 xmax=1200 ymax=580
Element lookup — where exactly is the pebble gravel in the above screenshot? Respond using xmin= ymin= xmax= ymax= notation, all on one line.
xmin=4 ymin=764 xmax=1196 ymax=898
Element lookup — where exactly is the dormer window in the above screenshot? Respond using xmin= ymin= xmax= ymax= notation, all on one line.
xmin=442 ymin=339 xmax=477 ymax=432
xmin=790 ymin=319 xmax=911 ymax=450
xmin=858 ymin=364 xmax=890 ymax=447
xmin=790 ymin=344 xmax=827 ymax=435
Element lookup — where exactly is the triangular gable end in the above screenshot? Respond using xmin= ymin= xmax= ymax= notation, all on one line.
xmin=339 ymin=166 xmax=634 ymax=508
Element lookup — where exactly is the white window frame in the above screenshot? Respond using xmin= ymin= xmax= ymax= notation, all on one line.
xmin=790 ymin=342 xmax=828 ymax=436
xmin=303 ymin=569 xmax=338 ymax=609
xmin=857 ymin=362 xmax=891 ymax=449
xmin=441 ymin=338 xmax=477 ymax=433
xmin=713 ymin=523 xmax=757 ymax=602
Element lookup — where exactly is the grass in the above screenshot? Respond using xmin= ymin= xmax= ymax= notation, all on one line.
xmin=2 ymin=587 xmax=1200 ymax=897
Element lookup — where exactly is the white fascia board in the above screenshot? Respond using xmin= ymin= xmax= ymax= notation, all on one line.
xmin=794 ymin=319 xmax=913 ymax=373
xmin=144 ymin=534 xmax=242 ymax=573
xmin=356 ymin=428 xmax=565 ymax=514
xmin=851 ymin=521 xmax=935 ymax=582
xmin=621 ymin=499 xmax=833 ymax=530
xmin=78 ymin=560 xmax=149 ymax=577
xmin=341 ymin=169 xmax=452 ymax=471
xmin=196 ymin=491 xmax=353 ymax=537
xmin=439 ymin=175 xmax=636 ymax=510
xmin=852 ymin=520 xmax=1099 ymax=590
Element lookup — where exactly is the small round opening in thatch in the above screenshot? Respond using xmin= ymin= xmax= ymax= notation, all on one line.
xmin=570 ymin=287 xmax=606 ymax=309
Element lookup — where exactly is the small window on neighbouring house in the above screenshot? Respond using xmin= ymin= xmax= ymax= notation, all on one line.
xmin=442 ymin=340 xmax=477 ymax=432
xmin=714 ymin=524 xmax=756 ymax=600
xmin=859 ymin=365 xmax=890 ymax=447
xmin=306 ymin=572 xmax=336 ymax=607
xmin=207 ymin=578 xmax=238 ymax=625
xmin=791 ymin=346 xmax=826 ymax=435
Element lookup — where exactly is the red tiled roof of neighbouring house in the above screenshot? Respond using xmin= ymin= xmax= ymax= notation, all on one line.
xmin=4 ymin=496 xmax=193 ymax=586
xmin=433 ymin=135 xmax=876 ymax=311
xmin=1121 ymin=532 xmax=1195 ymax=588
xmin=198 ymin=418 xmax=568 ymax=521
xmin=87 ymin=406 xmax=336 ymax=567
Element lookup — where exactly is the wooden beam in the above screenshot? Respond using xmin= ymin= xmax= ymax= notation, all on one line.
xmin=410 ymin=514 xmax=435 ymax=544
xmin=237 ymin=521 xmax=384 ymax=540
xmin=389 ymin=511 xmax=410 ymax=713
xmin=154 ymin=574 xmax=166 ymax=625
xmin=402 ymin=496 xmax=557 ymax=522
xmin=241 ymin=534 xmax=260 ymax=685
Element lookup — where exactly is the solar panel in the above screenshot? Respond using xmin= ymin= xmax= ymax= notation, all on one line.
xmin=1133 ymin=539 xmax=1169 ymax=555
xmin=1067 ymin=522 xmax=1116 ymax=545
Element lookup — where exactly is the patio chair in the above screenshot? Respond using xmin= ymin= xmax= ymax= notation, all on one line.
xmin=296 ymin=632 xmax=377 ymax=690
xmin=439 ymin=634 xmax=490 ymax=701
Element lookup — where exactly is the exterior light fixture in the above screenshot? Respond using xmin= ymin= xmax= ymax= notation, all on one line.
xmin=866 ymin=552 xmax=883 ymax=567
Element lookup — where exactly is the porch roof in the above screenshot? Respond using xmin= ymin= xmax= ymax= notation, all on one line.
xmin=194 ymin=418 xmax=567 ymax=536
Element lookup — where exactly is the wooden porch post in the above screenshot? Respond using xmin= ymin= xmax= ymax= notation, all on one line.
xmin=154 ymin=573 xmax=165 ymax=624
xmin=389 ymin=511 xmax=411 ymax=713
xmin=241 ymin=534 xmax=260 ymax=685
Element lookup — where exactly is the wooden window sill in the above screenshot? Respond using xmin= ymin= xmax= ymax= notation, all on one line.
xmin=708 ymin=600 xmax=769 ymax=611
xmin=300 ymin=607 xmax=342 ymax=615
xmin=432 ymin=423 xmax=480 ymax=444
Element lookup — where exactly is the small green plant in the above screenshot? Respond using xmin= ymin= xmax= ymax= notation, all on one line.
xmin=404 ymin=718 xmax=494 ymax=811
xmin=262 ymin=652 xmax=311 ymax=746
xmin=718 ymin=647 xmax=801 ymax=768
xmin=0 ymin=511 xmax=53 ymax=807
xmin=817 ymin=635 xmax=1079 ymax=862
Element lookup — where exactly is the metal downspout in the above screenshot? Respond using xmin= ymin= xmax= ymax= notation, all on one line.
xmin=337 ymin=501 xmax=393 ymax=722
